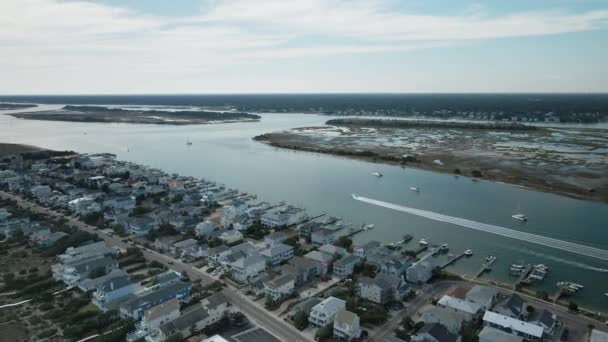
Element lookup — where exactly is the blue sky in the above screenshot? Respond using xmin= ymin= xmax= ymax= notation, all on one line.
xmin=1 ymin=0 xmax=607 ymax=94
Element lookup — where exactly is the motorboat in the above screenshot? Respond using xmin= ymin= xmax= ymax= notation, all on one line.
xmin=464 ymin=249 xmax=473 ymax=256
xmin=371 ymin=172 xmax=383 ymax=177
xmin=419 ymin=238 xmax=429 ymax=246
xmin=410 ymin=186 xmax=420 ymax=192
xmin=512 ymin=203 xmax=527 ymax=221
xmin=533 ymin=264 xmax=549 ymax=273
xmin=362 ymin=224 xmax=375 ymax=230
xmin=440 ymin=243 xmax=449 ymax=252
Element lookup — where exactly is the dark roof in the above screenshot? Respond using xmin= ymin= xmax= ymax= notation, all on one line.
xmin=203 ymin=292 xmax=228 ymax=310
xmin=98 ymin=275 xmax=133 ymax=292
xmin=504 ymin=293 xmax=526 ymax=315
xmin=539 ymin=309 xmax=558 ymax=327
xmin=334 ymin=255 xmax=360 ymax=267
xmin=418 ymin=323 xmax=459 ymax=342
xmin=121 ymin=281 xmax=191 ymax=312
xmin=159 ymin=306 xmax=209 ymax=335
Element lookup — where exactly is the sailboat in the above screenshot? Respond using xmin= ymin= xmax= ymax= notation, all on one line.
xmin=512 ymin=203 xmax=527 ymax=222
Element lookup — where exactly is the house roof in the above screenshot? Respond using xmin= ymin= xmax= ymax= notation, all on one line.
xmin=501 ymin=293 xmax=526 ymax=316
xmin=97 ymin=274 xmax=133 ymax=293
xmin=79 ymin=269 xmax=129 ymax=291
xmin=478 ymin=326 xmax=524 ymax=342
xmin=232 ymin=254 xmax=265 ymax=269
xmin=265 ymin=231 xmax=287 ymax=241
xmin=264 ymin=274 xmax=295 ymax=289
xmin=437 ymin=295 xmax=482 ymax=315
xmin=172 ymin=238 xmax=198 ymax=249
xmin=590 ymin=329 xmax=608 ymax=342
xmin=334 ymin=255 xmax=360 ymax=267
xmin=202 ymin=292 xmax=228 ymax=310
xmin=159 ymin=305 xmax=209 ymax=335
xmin=483 ymin=311 xmax=544 ymax=338
xmin=121 ymin=281 xmax=191 ymax=312
xmin=304 ymin=251 xmax=333 ymax=263
xmin=156 ymin=271 xmax=181 ymax=285
xmin=417 ymin=323 xmax=459 ymax=342
xmin=465 ymin=285 xmax=497 ymax=304
xmin=334 ymin=309 xmax=358 ymax=326
xmin=260 ymin=244 xmax=294 ymax=257
xmin=538 ymin=309 xmax=558 ymax=328
xmin=312 ymin=296 xmax=346 ymax=315
xmin=319 ymin=244 xmax=347 ymax=256
xmin=291 ymin=297 xmax=321 ymax=314
xmin=144 ymin=298 xmax=180 ymax=322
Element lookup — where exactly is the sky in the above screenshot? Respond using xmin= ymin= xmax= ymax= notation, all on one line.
xmin=1 ymin=0 xmax=607 ymax=94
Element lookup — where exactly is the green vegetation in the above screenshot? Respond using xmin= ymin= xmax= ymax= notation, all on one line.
xmin=292 ymin=310 xmax=309 ymax=330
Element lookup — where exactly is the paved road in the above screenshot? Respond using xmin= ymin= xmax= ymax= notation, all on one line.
xmin=1 ymin=191 xmax=313 ymax=342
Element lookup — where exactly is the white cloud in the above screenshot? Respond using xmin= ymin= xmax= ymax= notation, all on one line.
xmin=0 ymin=0 xmax=607 ymax=93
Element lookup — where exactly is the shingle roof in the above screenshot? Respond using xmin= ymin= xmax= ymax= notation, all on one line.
xmin=202 ymin=292 xmax=228 ymax=310
xmin=159 ymin=306 xmax=209 ymax=335
xmin=121 ymin=281 xmax=191 ymax=312
xmin=418 ymin=323 xmax=459 ymax=342
xmin=334 ymin=309 xmax=358 ymax=326
xmin=144 ymin=299 xmax=180 ymax=322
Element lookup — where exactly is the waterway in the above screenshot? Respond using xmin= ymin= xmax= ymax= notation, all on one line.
xmin=1 ymin=104 xmax=607 ymax=311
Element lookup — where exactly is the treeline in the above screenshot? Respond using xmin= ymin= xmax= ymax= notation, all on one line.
xmin=326 ymin=118 xmax=538 ymax=131
xmin=62 ymin=105 xmax=261 ymax=120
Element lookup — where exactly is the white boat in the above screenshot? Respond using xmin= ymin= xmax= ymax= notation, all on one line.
xmin=533 ymin=264 xmax=549 ymax=273
xmin=352 ymin=194 xmax=359 ymax=200
xmin=410 ymin=186 xmax=420 ymax=192
xmin=362 ymin=224 xmax=375 ymax=230
xmin=371 ymin=172 xmax=383 ymax=177
xmin=485 ymin=255 xmax=494 ymax=262
xmin=419 ymin=238 xmax=429 ymax=246
xmin=440 ymin=243 xmax=449 ymax=252
xmin=464 ymin=249 xmax=473 ymax=256
xmin=512 ymin=203 xmax=527 ymax=221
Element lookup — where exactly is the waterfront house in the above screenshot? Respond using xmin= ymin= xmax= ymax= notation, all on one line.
xmin=304 ymin=250 xmax=333 ymax=274
xmin=311 ymin=228 xmax=336 ymax=246
xmin=120 ymin=281 xmax=192 ymax=320
xmin=299 ymin=221 xmax=322 ymax=240
xmin=221 ymin=201 xmax=249 ymax=228
xmin=309 ymin=296 xmax=346 ymax=327
xmin=79 ymin=269 xmax=129 ymax=292
xmin=365 ymin=245 xmax=392 ymax=267
xmin=333 ymin=309 xmax=361 ymax=341
xmin=263 ymin=273 xmax=295 ymax=301
xmin=531 ymin=309 xmax=560 ymax=337
xmin=494 ymin=294 xmax=529 ymax=320
xmin=333 ymin=255 xmax=361 ymax=279
xmin=230 ymin=254 xmax=266 ymax=283
xmin=260 ymin=205 xmax=308 ymax=229
xmin=319 ymin=244 xmax=348 ymax=258
xmin=482 ymin=311 xmax=543 ymax=341
xmin=57 ymin=241 xmax=113 ymax=263
xmin=353 ymin=240 xmax=382 ymax=259
xmin=260 ymin=243 xmax=294 ymax=266
xmin=478 ymin=326 xmax=523 ymax=342
xmin=264 ymin=231 xmax=288 ymax=247
xmin=464 ymin=286 xmax=497 ymax=312
xmin=406 ymin=252 xmax=436 ymax=284
xmin=412 ymin=323 xmax=461 ymax=342
xmin=380 ymin=255 xmax=412 ymax=277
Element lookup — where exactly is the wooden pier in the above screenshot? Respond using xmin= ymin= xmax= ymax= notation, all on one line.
xmin=439 ymin=252 xmax=466 ymax=269
xmin=474 ymin=257 xmax=497 ymax=279
xmin=513 ymin=265 xmax=532 ymax=289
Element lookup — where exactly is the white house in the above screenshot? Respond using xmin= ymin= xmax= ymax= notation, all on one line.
xmin=333 ymin=309 xmax=361 ymax=341
xmin=309 ymin=296 xmax=346 ymax=327
xmin=465 ymin=286 xmax=498 ymax=311
xmin=194 ymin=220 xmax=215 ymax=237
xmin=68 ymin=197 xmax=101 ymax=215
xmin=221 ymin=201 xmax=249 ymax=228
xmin=264 ymin=231 xmax=288 ymax=247
xmin=263 ymin=274 xmax=295 ymax=301
xmin=230 ymin=254 xmax=266 ymax=283
xmin=482 ymin=311 xmax=543 ymax=341
xmin=260 ymin=243 xmax=294 ymax=266
xmin=437 ymin=295 xmax=483 ymax=319
xmin=260 ymin=206 xmax=308 ymax=228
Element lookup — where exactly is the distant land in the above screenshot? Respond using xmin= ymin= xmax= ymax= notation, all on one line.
xmin=0 ymin=103 xmax=37 ymax=111
xmin=10 ymin=105 xmax=261 ymax=125
xmin=1 ymin=94 xmax=608 ymax=123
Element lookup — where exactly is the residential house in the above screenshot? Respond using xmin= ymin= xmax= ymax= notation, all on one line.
xmin=465 ymin=286 xmax=498 ymax=312
xmin=68 ymin=197 xmax=101 ymax=215
xmin=532 ymin=309 xmax=560 ymax=337
xmin=154 ymin=236 xmax=179 ymax=253
xmin=53 ymin=255 xmax=119 ymax=286
xmin=128 ymin=216 xmax=159 ymax=236
xmin=416 ymin=305 xmax=468 ymax=335
xmin=380 ymin=255 xmax=412 ymax=277
xmin=437 ymin=295 xmax=483 ymax=320
xmin=155 ymin=271 xmax=182 ymax=288
xmin=482 ymin=311 xmax=543 ymax=341
xmin=79 ymin=269 xmax=129 ymax=292
xmin=120 ymin=281 xmax=192 ymax=320
xmin=230 ymin=254 xmax=266 ymax=283
xmin=170 ymin=239 xmax=199 ymax=257
xmin=92 ymin=273 xmax=136 ymax=310
xmin=304 ymin=250 xmax=333 ymax=274
xmin=494 ymin=294 xmax=529 ymax=320
xmin=309 ymin=296 xmax=346 ymax=327
xmin=208 ymin=245 xmax=231 ymax=266
xmin=194 ymin=220 xmax=215 ymax=237
xmin=299 ymin=221 xmax=322 ymax=240
xmin=221 ymin=201 xmax=249 ymax=228
xmin=57 ymin=241 xmax=113 ymax=263
xmin=412 ymin=323 xmax=461 ymax=342
xmin=406 ymin=252 xmax=436 ymax=283
xmin=200 ymin=292 xmax=228 ymax=325
xmin=260 ymin=206 xmax=307 ymax=229
xmin=264 ymin=274 xmax=295 ymax=301
xmin=140 ymin=299 xmax=181 ymax=332
xmin=103 ymin=196 xmax=136 ymax=211
xmin=333 ymin=309 xmax=361 ymax=341
xmin=260 ymin=243 xmax=294 ymax=266
xmin=353 ymin=240 xmax=381 ymax=259
xmin=282 ymin=256 xmax=322 ymax=285
xmin=333 ymin=255 xmax=361 ymax=279
xmin=31 ymin=184 xmax=52 ymax=201
xmin=218 ymin=229 xmax=243 ymax=244
xmin=264 ymin=231 xmax=288 ymax=247
xmin=319 ymin=244 xmax=348 ymax=258
xmin=478 ymin=326 xmax=523 ymax=342
xmin=156 ymin=306 xmax=210 ymax=341
xmin=358 ymin=275 xmax=394 ymax=305
xmin=311 ymin=228 xmax=336 ymax=246
xmin=289 ymin=297 xmax=322 ymax=319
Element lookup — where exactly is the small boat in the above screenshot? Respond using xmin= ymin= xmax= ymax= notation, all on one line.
xmin=464 ymin=249 xmax=473 ymax=256
xmin=512 ymin=203 xmax=527 ymax=221
xmin=485 ymin=255 xmax=494 ymax=262
xmin=352 ymin=194 xmax=359 ymax=200
xmin=533 ymin=264 xmax=549 ymax=273
xmin=419 ymin=238 xmax=429 ymax=246
xmin=186 ymin=139 xmax=193 ymax=146
xmin=371 ymin=172 xmax=383 ymax=177
xmin=362 ymin=224 xmax=375 ymax=230
xmin=410 ymin=186 xmax=420 ymax=192
xmin=440 ymin=243 xmax=449 ymax=252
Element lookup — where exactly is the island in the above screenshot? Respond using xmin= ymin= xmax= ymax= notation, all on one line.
xmin=0 ymin=103 xmax=37 ymax=111
xmin=10 ymin=105 xmax=261 ymax=125
xmin=254 ymin=118 xmax=608 ymax=201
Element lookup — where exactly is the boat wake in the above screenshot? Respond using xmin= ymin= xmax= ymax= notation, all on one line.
xmin=352 ymin=194 xmax=608 ymax=262
xmin=509 ymin=247 xmax=608 ymax=273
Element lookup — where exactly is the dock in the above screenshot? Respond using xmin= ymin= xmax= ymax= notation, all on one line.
xmin=513 ymin=265 xmax=532 ymax=289
xmin=439 ymin=252 xmax=466 ymax=269
xmin=474 ymin=256 xmax=497 ymax=279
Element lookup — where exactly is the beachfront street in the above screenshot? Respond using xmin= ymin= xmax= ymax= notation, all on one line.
xmin=0 ymin=191 xmax=313 ymax=342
